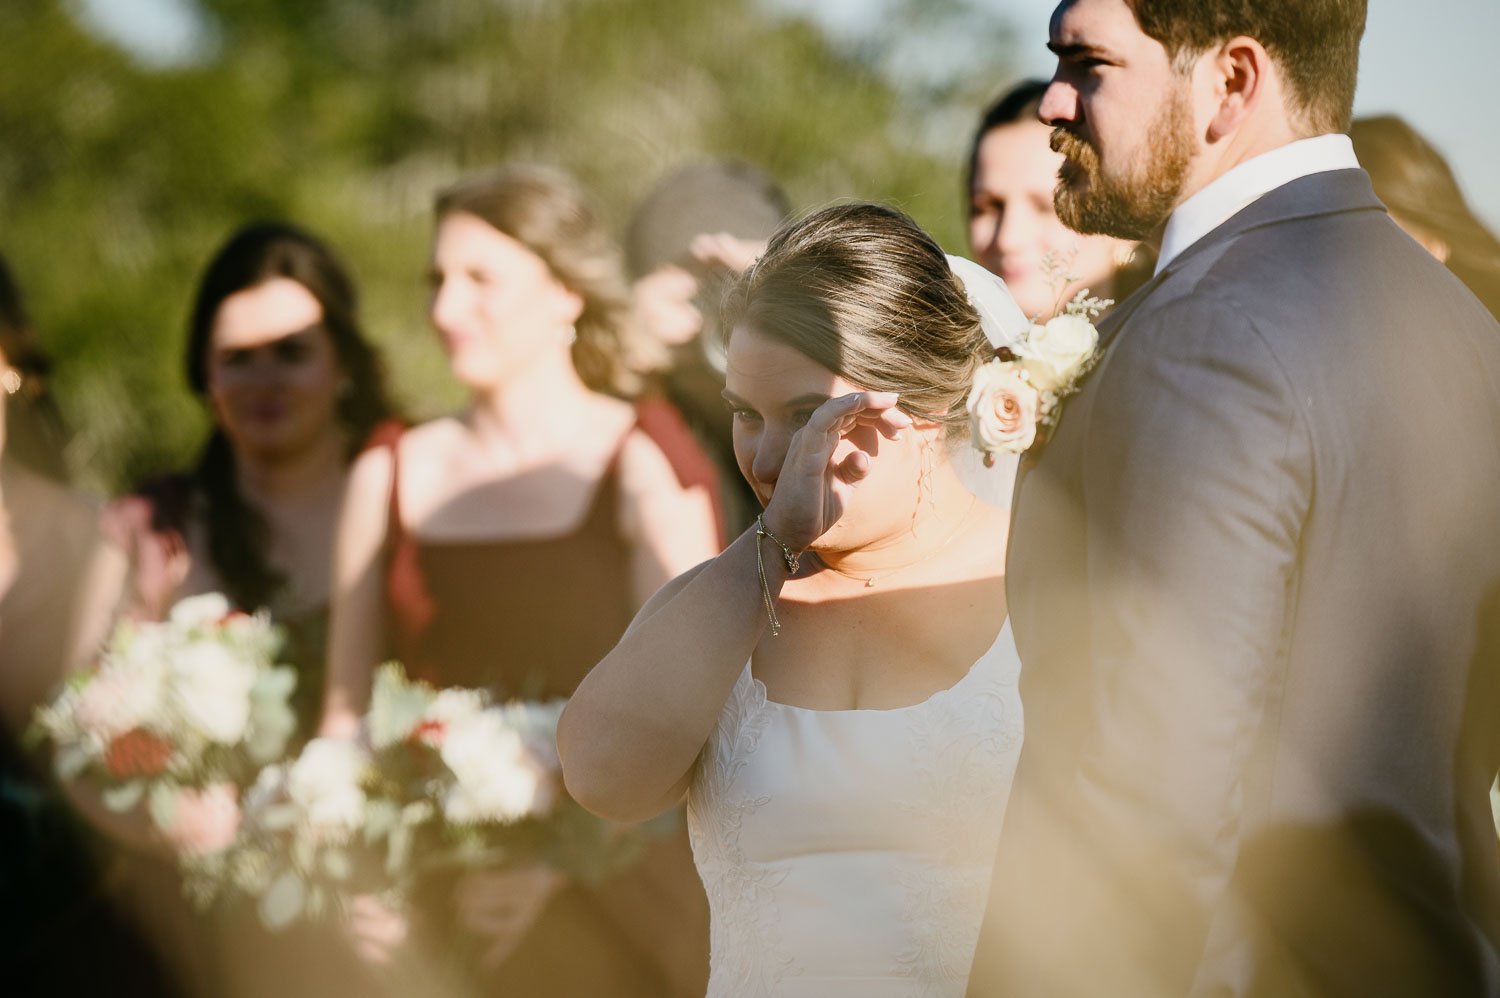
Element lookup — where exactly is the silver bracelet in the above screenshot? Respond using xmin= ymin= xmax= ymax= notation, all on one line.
xmin=754 ymin=515 xmax=800 ymax=636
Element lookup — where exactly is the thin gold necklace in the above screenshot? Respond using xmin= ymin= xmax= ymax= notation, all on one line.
xmin=814 ymin=496 xmax=980 ymax=588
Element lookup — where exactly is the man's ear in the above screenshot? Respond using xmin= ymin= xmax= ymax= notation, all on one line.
xmin=1205 ymin=35 xmax=1273 ymax=143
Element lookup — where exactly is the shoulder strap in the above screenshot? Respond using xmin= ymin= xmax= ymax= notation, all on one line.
xmin=623 ymin=397 xmax=727 ymax=546
xmin=360 ymin=419 xmax=407 ymax=544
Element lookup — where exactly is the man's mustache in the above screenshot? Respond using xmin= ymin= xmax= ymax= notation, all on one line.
xmin=1050 ymin=127 xmax=1092 ymax=162
xmin=1051 ymin=127 xmax=1096 ymax=183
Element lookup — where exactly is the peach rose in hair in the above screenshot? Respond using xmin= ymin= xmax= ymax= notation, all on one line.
xmin=968 ymin=360 xmax=1040 ymax=459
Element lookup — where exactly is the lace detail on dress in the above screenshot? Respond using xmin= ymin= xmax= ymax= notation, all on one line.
xmin=891 ymin=663 xmax=1023 ymax=990
xmin=688 ymin=665 xmax=796 ymax=996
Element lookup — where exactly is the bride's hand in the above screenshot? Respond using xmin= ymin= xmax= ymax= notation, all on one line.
xmin=761 ymin=391 xmax=912 ymax=551
xmin=454 ymin=863 xmax=564 ymax=970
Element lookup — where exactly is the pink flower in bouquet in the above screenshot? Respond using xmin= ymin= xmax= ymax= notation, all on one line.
xmin=163 ymin=782 xmax=242 ymax=857
xmin=104 ymin=727 xmax=174 ymax=779
xmin=75 ymin=654 xmax=168 ymax=739
xmin=409 ymin=718 xmax=448 ymax=749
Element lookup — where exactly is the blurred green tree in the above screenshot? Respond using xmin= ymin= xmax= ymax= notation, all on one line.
xmin=2 ymin=0 xmax=1015 ymax=492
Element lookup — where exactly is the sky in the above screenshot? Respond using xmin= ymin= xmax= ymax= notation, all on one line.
xmin=773 ymin=0 xmax=1500 ymax=229
xmin=75 ymin=0 xmax=1500 ymax=228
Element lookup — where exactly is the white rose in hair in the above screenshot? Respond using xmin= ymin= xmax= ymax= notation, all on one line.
xmin=1022 ymin=314 xmax=1098 ymax=393
xmin=287 ymin=738 xmax=368 ymax=833
xmin=968 ymin=360 xmax=1041 ymax=457
xmin=168 ymin=592 xmax=233 ymax=630
xmin=171 ymin=643 xmax=258 ymax=744
xmin=441 ymin=710 xmax=554 ymax=824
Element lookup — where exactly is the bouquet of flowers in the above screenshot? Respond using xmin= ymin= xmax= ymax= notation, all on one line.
xmin=194 ymin=663 xmax=666 ymax=930
xmin=32 ymin=592 xmax=297 ymax=842
xmin=364 ymin=662 xmax=663 ymax=887
xmin=182 ymin=734 xmax=384 ymax=928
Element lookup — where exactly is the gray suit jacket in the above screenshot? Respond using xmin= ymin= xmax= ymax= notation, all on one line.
xmin=969 ymin=169 xmax=1500 ymax=996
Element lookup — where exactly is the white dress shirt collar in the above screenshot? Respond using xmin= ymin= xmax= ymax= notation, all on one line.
xmin=1155 ymin=133 xmax=1360 ymax=274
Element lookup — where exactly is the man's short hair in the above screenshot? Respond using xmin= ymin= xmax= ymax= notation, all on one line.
xmin=1128 ymin=0 xmax=1367 ymax=133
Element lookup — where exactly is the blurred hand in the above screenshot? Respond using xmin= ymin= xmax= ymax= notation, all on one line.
xmin=632 ymin=265 xmax=703 ymax=349
xmin=690 ymin=232 xmax=767 ymax=274
xmin=346 ymin=893 xmax=410 ymax=966
xmin=454 ymin=864 xmax=564 ymax=970
xmin=761 ymin=391 xmax=912 ymax=552
xmin=100 ymin=495 xmax=191 ymax=621
xmin=160 ymin=782 xmax=241 ymax=857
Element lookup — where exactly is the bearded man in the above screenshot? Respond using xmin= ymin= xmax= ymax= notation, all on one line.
xmin=968 ymin=1 xmax=1500 ymax=994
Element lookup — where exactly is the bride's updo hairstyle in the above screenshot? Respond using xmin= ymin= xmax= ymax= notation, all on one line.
xmin=722 ymin=202 xmax=987 ymax=437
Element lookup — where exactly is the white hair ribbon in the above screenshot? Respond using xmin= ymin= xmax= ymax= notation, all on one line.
xmin=945 ymin=253 xmax=1032 ymax=353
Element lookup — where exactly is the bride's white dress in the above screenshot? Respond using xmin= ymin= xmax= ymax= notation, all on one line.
xmin=687 ymin=618 xmax=1024 ymax=997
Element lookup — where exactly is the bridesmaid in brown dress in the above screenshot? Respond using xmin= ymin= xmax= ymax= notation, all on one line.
xmin=322 ymin=165 xmax=719 ymax=996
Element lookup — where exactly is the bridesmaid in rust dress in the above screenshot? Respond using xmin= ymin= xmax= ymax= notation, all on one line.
xmin=322 ymin=165 xmax=719 ymax=996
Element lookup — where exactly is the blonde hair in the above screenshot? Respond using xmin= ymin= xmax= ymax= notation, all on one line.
xmin=723 ymin=202 xmax=987 ymax=437
xmin=435 ymin=164 xmax=646 ymax=396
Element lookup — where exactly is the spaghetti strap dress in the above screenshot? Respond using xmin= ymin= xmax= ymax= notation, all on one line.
xmin=374 ymin=399 xmax=715 ymax=997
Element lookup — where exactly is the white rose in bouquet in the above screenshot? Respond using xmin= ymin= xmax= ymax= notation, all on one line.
xmin=440 ymin=710 xmax=554 ymax=824
xmin=1021 ymin=313 xmax=1098 ymax=393
xmin=171 ymin=642 xmax=258 ymax=745
xmin=288 ymin=738 xmax=369 ymax=835
xmin=417 ymin=688 xmax=487 ymax=748
xmin=74 ymin=658 xmax=169 ymax=740
xmin=168 ymin=592 xmax=233 ymax=630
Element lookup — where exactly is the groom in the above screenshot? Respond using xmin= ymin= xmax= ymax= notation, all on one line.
xmin=968 ymin=0 xmax=1500 ymax=994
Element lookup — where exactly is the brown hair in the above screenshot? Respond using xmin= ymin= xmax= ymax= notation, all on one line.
xmin=1351 ymin=115 xmax=1500 ymax=322
xmin=723 ymin=202 xmax=987 ymax=438
xmin=181 ymin=222 xmax=395 ymax=612
xmin=436 ymin=165 xmax=643 ymax=397
xmin=1127 ymin=0 xmax=1367 ymax=134
xmin=964 ymin=80 xmax=1049 ymax=207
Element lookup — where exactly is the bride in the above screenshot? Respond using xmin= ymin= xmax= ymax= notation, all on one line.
xmin=559 ymin=202 xmax=1026 ymax=996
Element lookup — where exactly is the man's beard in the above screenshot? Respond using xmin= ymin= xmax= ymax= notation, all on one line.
xmin=1051 ymin=86 xmax=1195 ymax=241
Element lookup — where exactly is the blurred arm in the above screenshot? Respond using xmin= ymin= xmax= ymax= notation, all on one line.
xmin=320 ymin=444 xmax=394 ymax=738
xmin=616 ymin=429 xmax=721 ymax=609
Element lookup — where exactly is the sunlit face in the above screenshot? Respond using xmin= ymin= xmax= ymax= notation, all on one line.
xmin=723 ymin=324 xmax=925 ymax=552
xmin=428 ymin=212 xmax=583 ymax=390
xmin=206 ymin=277 xmax=345 ymax=462
xmin=968 ymin=118 xmax=1133 ymax=318
xmin=1041 ymin=0 xmax=1199 ymax=240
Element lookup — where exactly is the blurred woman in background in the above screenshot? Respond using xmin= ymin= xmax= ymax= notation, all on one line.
xmin=99 ymin=222 xmax=395 ymax=997
xmin=0 ymin=252 xmax=174 ymax=995
xmin=959 ymin=79 xmax=1150 ymax=505
xmin=106 ymin=221 xmax=395 ymax=739
xmin=965 ymin=79 xmax=1147 ymax=321
xmin=322 ymin=164 xmax=717 ymax=996
xmin=1351 ymin=115 xmax=1500 ymax=321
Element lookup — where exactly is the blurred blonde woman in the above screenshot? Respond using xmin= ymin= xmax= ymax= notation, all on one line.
xmin=323 ymin=165 xmax=718 ymax=996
